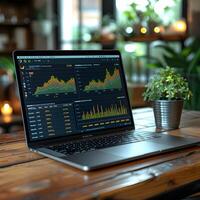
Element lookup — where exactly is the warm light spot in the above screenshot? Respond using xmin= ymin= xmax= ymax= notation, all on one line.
xmin=1 ymin=103 xmax=13 ymax=116
xmin=3 ymin=115 xmax=12 ymax=123
xmin=173 ymin=20 xmax=187 ymax=32
xmin=140 ymin=27 xmax=147 ymax=34
xmin=154 ymin=26 xmax=160 ymax=33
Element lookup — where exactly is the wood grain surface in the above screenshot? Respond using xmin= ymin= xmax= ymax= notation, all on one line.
xmin=0 ymin=108 xmax=200 ymax=200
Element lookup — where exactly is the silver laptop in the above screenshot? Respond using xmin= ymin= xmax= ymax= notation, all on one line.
xmin=13 ymin=50 xmax=200 ymax=171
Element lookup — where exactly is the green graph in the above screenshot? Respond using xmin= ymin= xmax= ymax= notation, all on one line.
xmin=84 ymin=68 xmax=122 ymax=91
xmin=82 ymin=101 xmax=128 ymax=120
xmin=34 ymin=75 xmax=76 ymax=95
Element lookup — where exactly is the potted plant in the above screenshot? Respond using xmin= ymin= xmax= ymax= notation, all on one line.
xmin=143 ymin=66 xmax=192 ymax=130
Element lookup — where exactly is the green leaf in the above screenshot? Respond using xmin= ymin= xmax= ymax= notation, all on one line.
xmin=188 ymin=49 xmax=200 ymax=74
xmin=156 ymin=44 xmax=177 ymax=56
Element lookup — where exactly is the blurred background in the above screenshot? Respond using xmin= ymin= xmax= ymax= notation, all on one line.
xmin=0 ymin=0 xmax=200 ymax=133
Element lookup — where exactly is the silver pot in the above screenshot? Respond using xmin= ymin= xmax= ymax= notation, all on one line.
xmin=152 ymin=100 xmax=183 ymax=130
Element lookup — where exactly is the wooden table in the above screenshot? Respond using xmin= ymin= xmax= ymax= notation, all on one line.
xmin=1 ymin=108 xmax=200 ymax=200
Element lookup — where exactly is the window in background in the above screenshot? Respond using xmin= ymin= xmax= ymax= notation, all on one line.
xmin=116 ymin=0 xmax=183 ymax=83
xmin=60 ymin=0 xmax=101 ymax=50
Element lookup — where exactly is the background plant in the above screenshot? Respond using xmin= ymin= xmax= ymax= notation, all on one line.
xmin=122 ymin=0 xmax=179 ymax=27
xmin=147 ymin=37 xmax=200 ymax=74
xmin=0 ymin=56 xmax=15 ymax=76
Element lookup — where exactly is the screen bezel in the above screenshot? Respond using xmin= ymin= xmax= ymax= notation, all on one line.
xmin=13 ymin=50 xmax=135 ymax=147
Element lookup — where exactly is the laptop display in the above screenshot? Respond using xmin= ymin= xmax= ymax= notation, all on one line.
xmin=15 ymin=52 xmax=134 ymax=142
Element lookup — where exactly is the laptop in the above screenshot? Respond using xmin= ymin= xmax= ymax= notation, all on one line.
xmin=13 ymin=50 xmax=200 ymax=171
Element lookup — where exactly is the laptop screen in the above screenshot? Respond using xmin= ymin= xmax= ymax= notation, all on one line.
xmin=16 ymin=53 xmax=133 ymax=141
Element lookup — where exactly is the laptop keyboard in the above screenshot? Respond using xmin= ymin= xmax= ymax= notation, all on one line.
xmin=48 ymin=132 xmax=161 ymax=155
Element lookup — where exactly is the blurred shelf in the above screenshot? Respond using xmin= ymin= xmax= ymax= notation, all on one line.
xmin=0 ymin=0 xmax=29 ymax=3
xmin=0 ymin=49 xmax=28 ymax=56
xmin=89 ymin=39 xmax=116 ymax=46
xmin=0 ymin=22 xmax=31 ymax=28
xmin=0 ymin=0 xmax=33 ymax=51
xmin=160 ymin=34 xmax=188 ymax=41
xmin=126 ymin=34 xmax=159 ymax=42
xmin=0 ymin=50 xmax=13 ymax=56
xmin=89 ymin=33 xmax=188 ymax=45
xmin=124 ymin=33 xmax=188 ymax=42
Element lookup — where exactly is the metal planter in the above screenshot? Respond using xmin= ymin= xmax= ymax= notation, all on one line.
xmin=152 ymin=100 xmax=183 ymax=130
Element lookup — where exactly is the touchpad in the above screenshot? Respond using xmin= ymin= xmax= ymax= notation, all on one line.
xmin=101 ymin=141 xmax=171 ymax=158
